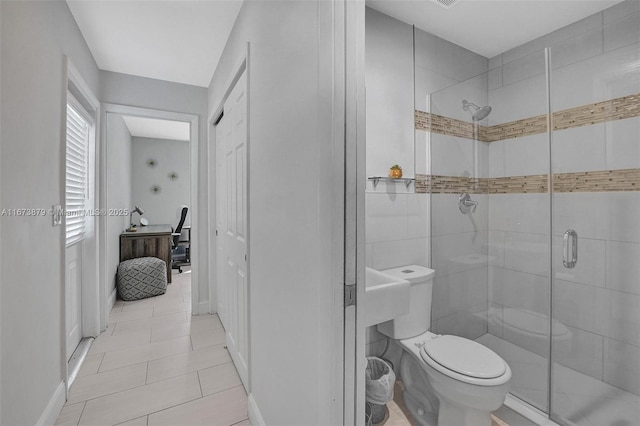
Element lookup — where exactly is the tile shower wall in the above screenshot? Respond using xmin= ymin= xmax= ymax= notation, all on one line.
xmin=486 ymin=44 xmax=551 ymax=367
xmin=487 ymin=0 xmax=640 ymax=396
xmin=416 ymin=29 xmax=488 ymax=340
xmin=365 ymin=7 xmax=429 ymax=275
xmin=366 ymin=8 xmax=415 ymax=180
xmin=428 ymin=84 xmax=490 ymax=338
xmin=365 ymin=8 xmax=488 ymax=354
xmin=412 ymin=13 xmax=490 ymax=339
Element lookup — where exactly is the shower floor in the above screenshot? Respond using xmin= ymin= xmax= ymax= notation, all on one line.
xmin=477 ymin=334 xmax=640 ymax=426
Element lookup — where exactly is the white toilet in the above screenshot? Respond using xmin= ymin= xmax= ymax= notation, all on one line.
xmin=376 ymin=265 xmax=512 ymax=426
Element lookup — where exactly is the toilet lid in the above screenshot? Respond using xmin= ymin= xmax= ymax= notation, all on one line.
xmin=421 ymin=335 xmax=506 ymax=379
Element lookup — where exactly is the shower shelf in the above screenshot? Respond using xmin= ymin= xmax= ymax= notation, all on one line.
xmin=368 ymin=176 xmax=415 ymax=189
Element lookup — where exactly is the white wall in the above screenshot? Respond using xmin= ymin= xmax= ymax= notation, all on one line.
xmin=0 ymin=1 xmax=100 ymax=424
xmin=100 ymin=71 xmax=209 ymax=307
xmin=208 ymin=1 xmax=344 ymax=423
xmin=131 ymin=137 xmax=190 ymax=227
xmin=364 ymin=9 xmax=488 ymax=355
xmin=105 ymin=114 xmax=132 ymax=298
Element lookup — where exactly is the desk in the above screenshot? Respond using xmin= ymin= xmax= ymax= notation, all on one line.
xmin=120 ymin=225 xmax=173 ymax=283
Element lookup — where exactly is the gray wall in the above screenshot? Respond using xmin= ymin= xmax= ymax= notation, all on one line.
xmin=131 ymin=137 xmax=190 ymax=227
xmin=208 ymin=1 xmax=344 ymax=423
xmin=105 ymin=114 xmax=132 ymax=298
xmin=100 ymin=71 xmax=209 ymax=307
xmin=0 ymin=1 xmax=100 ymax=424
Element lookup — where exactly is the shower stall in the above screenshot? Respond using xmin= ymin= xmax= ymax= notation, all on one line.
xmin=421 ymin=15 xmax=640 ymax=426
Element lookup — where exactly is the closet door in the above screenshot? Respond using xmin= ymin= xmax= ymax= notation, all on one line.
xmin=218 ymin=70 xmax=249 ymax=388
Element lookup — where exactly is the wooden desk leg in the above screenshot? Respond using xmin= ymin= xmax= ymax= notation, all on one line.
xmin=162 ymin=236 xmax=172 ymax=284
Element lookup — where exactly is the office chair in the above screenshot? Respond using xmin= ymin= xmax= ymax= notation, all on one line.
xmin=171 ymin=206 xmax=190 ymax=273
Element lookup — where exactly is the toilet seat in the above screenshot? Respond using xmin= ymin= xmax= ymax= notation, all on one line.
xmin=420 ymin=335 xmax=510 ymax=386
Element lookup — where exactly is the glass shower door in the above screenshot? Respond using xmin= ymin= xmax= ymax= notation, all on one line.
xmin=427 ymin=46 xmax=552 ymax=414
xmin=549 ymin=24 xmax=640 ymax=425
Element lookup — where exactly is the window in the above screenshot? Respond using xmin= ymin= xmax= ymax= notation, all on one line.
xmin=65 ymin=95 xmax=91 ymax=246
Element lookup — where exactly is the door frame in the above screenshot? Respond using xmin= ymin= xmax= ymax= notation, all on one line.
xmin=98 ymin=104 xmax=199 ymax=329
xmin=61 ymin=58 xmax=101 ymax=391
xmin=341 ymin=0 xmax=366 ymax=423
xmin=208 ymin=49 xmax=250 ymax=390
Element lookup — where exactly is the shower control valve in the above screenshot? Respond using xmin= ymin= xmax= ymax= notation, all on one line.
xmin=458 ymin=193 xmax=478 ymax=214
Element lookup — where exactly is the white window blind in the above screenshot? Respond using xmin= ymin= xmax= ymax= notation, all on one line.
xmin=65 ymin=100 xmax=90 ymax=247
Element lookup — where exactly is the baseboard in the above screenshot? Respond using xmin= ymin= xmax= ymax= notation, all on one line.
xmin=248 ymin=393 xmax=265 ymax=426
xmin=36 ymin=381 xmax=65 ymax=426
xmin=196 ymin=300 xmax=209 ymax=315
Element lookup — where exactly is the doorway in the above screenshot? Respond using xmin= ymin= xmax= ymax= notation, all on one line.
xmin=63 ymin=59 xmax=101 ymax=389
xmin=99 ymin=104 xmax=199 ymax=330
xmin=64 ymin=95 xmax=93 ymax=362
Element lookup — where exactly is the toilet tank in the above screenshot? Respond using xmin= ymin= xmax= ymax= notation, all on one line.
xmin=377 ymin=265 xmax=435 ymax=340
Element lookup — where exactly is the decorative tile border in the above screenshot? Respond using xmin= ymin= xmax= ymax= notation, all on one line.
xmin=553 ymin=168 xmax=640 ymax=193
xmin=416 ymin=169 xmax=640 ymax=194
xmin=415 ymin=174 xmax=487 ymax=194
xmin=415 ymin=93 xmax=640 ymax=142
xmin=489 ymin=175 xmax=549 ymax=194
xmin=413 ymin=94 xmax=640 ymax=194
xmin=482 ymin=115 xmax=547 ymax=142
xmin=414 ymin=110 xmax=430 ymax=132
xmin=415 ymin=174 xmax=428 ymax=193
xmin=415 ymin=111 xmax=477 ymax=140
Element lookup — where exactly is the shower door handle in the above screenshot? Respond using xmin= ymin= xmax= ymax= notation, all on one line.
xmin=563 ymin=229 xmax=578 ymax=269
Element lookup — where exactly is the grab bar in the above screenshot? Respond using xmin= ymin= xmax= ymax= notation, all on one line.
xmin=563 ymin=229 xmax=578 ymax=269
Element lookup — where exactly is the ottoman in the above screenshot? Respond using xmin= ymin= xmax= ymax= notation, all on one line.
xmin=117 ymin=257 xmax=167 ymax=301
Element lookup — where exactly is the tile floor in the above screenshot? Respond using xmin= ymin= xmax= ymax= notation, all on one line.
xmin=55 ymin=269 xmax=250 ymax=426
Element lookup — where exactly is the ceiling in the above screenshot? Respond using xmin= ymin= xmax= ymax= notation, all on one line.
xmin=67 ymin=0 xmax=624 ymax=88
xmin=123 ymin=116 xmax=191 ymax=141
xmin=366 ymin=0 xmax=624 ymax=58
xmin=66 ymin=0 xmax=243 ymax=87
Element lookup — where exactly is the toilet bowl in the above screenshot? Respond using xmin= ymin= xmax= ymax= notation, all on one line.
xmin=376 ymin=265 xmax=512 ymax=426
xmin=398 ymin=332 xmax=511 ymax=426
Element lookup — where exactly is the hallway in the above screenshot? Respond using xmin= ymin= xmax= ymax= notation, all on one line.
xmin=55 ymin=270 xmax=250 ymax=426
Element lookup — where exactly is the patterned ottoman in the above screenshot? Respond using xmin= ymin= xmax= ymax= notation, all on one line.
xmin=117 ymin=257 xmax=167 ymax=301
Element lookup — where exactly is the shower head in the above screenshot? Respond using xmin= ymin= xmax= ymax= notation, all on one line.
xmin=462 ymin=100 xmax=492 ymax=121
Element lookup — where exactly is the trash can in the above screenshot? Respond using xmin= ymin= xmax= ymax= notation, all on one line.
xmin=365 ymin=357 xmax=396 ymax=424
